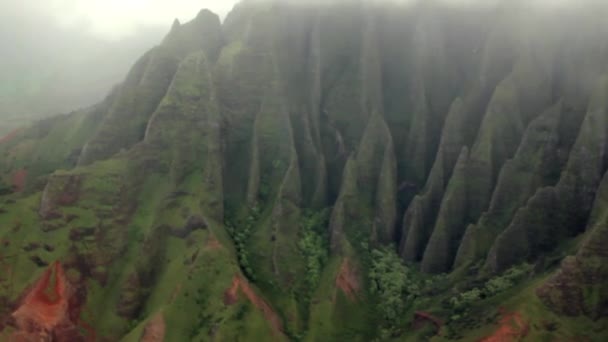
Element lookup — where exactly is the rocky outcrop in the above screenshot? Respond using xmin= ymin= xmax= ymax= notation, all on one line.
xmin=140 ymin=313 xmax=166 ymax=342
xmin=421 ymin=147 xmax=469 ymax=273
xmin=537 ymin=169 xmax=608 ymax=319
xmin=223 ymin=275 xmax=286 ymax=338
xmin=9 ymin=262 xmax=87 ymax=341
xmin=454 ymin=102 xmax=563 ymax=269
xmin=4 ymin=2 xmax=608 ymax=340
xmin=77 ymin=11 xmax=224 ymax=165
xmin=39 ymin=174 xmax=83 ymax=220
xmin=486 ymin=76 xmax=608 ymax=273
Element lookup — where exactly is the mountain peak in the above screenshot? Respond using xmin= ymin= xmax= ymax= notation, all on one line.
xmin=196 ymin=8 xmax=218 ymax=20
xmin=171 ymin=18 xmax=181 ymax=30
xmin=1 ymin=2 xmax=608 ymax=341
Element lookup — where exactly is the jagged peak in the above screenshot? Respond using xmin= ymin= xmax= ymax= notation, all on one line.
xmin=172 ymin=18 xmax=181 ymax=30
xmin=420 ymin=145 xmax=470 ymax=273
xmin=5 ymin=3 xmax=608 ymax=340
xmin=197 ymin=8 xmax=218 ymax=20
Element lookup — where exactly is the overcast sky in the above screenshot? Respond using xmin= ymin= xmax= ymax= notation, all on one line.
xmin=0 ymin=0 xmax=601 ymax=41
xmin=1 ymin=0 xmax=239 ymax=40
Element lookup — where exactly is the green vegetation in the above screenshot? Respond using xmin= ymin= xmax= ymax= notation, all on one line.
xmin=0 ymin=179 xmax=11 ymax=195
xmin=298 ymin=209 xmax=330 ymax=298
xmin=225 ymin=205 xmax=262 ymax=280
xmin=370 ymin=247 xmax=421 ymax=337
xmin=449 ymin=264 xmax=532 ymax=317
xmin=2 ymin=2 xmax=608 ymax=341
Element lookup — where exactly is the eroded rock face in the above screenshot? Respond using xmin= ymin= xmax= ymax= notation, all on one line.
xmin=3 ymin=1 xmax=608 ymax=340
xmin=8 ymin=262 xmax=88 ymax=341
xmin=223 ymin=275 xmax=285 ymax=338
xmin=169 ymin=215 xmax=208 ymax=238
xmin=39 ymin=175 xmax=83 ymax=220
xmin=335 ymin=258 xmax=361 ymax=302
xmin=140 ymin=313 xmax=166 ymax=342
xmin=537 ymin=170 xmax=608 ymax=319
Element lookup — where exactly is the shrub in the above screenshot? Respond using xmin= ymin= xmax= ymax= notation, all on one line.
xmin=298 ymin=209 xmax=330 ymax=294
xmin=369 ymin=247 xmax=425 ymax=335
xmin=449 ymin=263 xmax=532 ymax=313
xmin=225 ymin=206 xmax=263 ymax=281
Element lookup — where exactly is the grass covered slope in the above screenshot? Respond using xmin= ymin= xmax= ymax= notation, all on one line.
xmin=2 ymin=1 xmax=608 ymax=340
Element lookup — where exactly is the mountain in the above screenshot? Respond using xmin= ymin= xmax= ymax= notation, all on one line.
xmin=1 ymin=1 xmax=608 ymax=341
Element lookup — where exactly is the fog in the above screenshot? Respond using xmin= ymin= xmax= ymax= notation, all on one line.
xmin=2 ymin=1 xmax=239 ymax=40
xmin=0 ymin=0 xmax=604 ymax=134
xmin=0 ymin=0 xmax=594 ymax=42
xmin=0 ymin=1 xmax=239 ymax=134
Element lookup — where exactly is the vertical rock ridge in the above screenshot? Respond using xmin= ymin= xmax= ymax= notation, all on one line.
xmin=485 ymin=76 xmax=608 ymax=273
xmin=537 ymin=169 xmax=608 ymax=319
xmin=420 ymin=147 xmax=470 ymax=273
xmin=375 ymin=136 xmax=398 ymax=244
xmin=454 ymin=101 xmax=562 ymax=269
xmin=330 ymin=157 xmax=359 ymax=253
xmin=399 ymin=97 xmax=465 ymax=261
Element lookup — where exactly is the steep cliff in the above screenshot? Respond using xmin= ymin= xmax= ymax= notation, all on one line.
xmin=1 ymin=1 xmax=608 ymax=341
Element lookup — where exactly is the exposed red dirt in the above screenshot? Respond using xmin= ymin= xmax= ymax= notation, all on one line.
xmin=205 ymin=234 xmax=222 ymax=251
xmin=12 ymin=262 xmax=70 ymax=330
xmin=478 ymin=308 xmax=529 ymax=342
xmin=413 ymin=311 xmax=443 ymax=331
xmin=11 ymin=169 xmax=27 ymax=193
xmin=140 ymin=313 xmax=166 ymax=342
xmin=8 ymin=261 xmax=92 ymax=341
xmin=335 ymin=258 xmax=360 ymax=302
xmin=0 ymin=129 xmax=21 ymax=144
xmin=224 ymin=277 xmax=240 ymax=305
xmin=223 ymin=275 xmax=284 ymax=336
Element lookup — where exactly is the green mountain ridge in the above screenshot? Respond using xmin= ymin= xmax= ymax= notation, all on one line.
xmin=1 ymin=1 xmax=608 ymax=341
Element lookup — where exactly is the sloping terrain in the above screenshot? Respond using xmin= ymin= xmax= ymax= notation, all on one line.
xmin=1 ymin=1 xmax=608 ymax=341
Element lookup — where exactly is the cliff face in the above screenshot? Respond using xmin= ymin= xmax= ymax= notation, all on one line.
xmin=1 ymin=1 xmax=608 ymax=340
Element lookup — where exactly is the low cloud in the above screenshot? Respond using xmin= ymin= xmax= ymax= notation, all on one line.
xmin=0 ymin=0 xmax=604 ymax=40
xmin=1 ymin=0 xmax=239 ymax=40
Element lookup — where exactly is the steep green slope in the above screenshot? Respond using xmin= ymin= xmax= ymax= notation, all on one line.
xmin=1 ymin=1 xmax=608 ymax=341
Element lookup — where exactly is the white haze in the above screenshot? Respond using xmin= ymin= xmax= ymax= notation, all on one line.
xmin=1 ymin=0 xmax=240 ymax=40
xmin=0 ymin=0 xmax=599 ymax=40
xmin=0 ymin=0 xmax=603 ymax=134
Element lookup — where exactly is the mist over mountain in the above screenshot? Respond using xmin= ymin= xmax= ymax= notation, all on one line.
xmin=1 ymin=0 xmax=608 ymax=341
xmin=0 ymin=0 xmax=239 ymax=135
xmin=0 ymin=11 xmax=164 ymax=135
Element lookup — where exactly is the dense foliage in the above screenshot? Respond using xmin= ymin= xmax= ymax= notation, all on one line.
xmin=370 ymin=247 xmax=421 ymax=337
xmin=2 ymin=1 xmax=608 ymax=341
xmin=450 ymin=264 xmax=532 ymax=315
xmin=298 ymin=209 xmax=330 ymax=297
xmin=225 ymin=205 xmax=261 ymax=281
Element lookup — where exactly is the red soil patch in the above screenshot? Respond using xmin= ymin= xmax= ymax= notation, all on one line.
xmin=11 ymin=169 xmax=27 ymax=192
xmin=8 ymin=261 xmax=93 ymax=341
xmin=205 ymin=234 xmax=222 ymax=251
xmin=224 ymin=277 xmax=240 ymax=305
xmin=0 ymin=129 xmax=21 ymax=144
xmin=413 ymin=311 xmax=443 ymax=331
xmin=12 ymin=261 xmax=70 ymax=330
xmin=140 ymin=313 xmax=166 ymax=342
xmin=478 ymin=308 xmax=529 ymax=342
xmin=223 ymin=275 xmax=284 ymax=336
xmin=335 ymin=258 xmax=360 ymax=302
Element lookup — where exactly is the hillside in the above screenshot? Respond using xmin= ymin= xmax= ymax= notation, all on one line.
xmin=1 ymin=1 xmax=608 ymax=341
